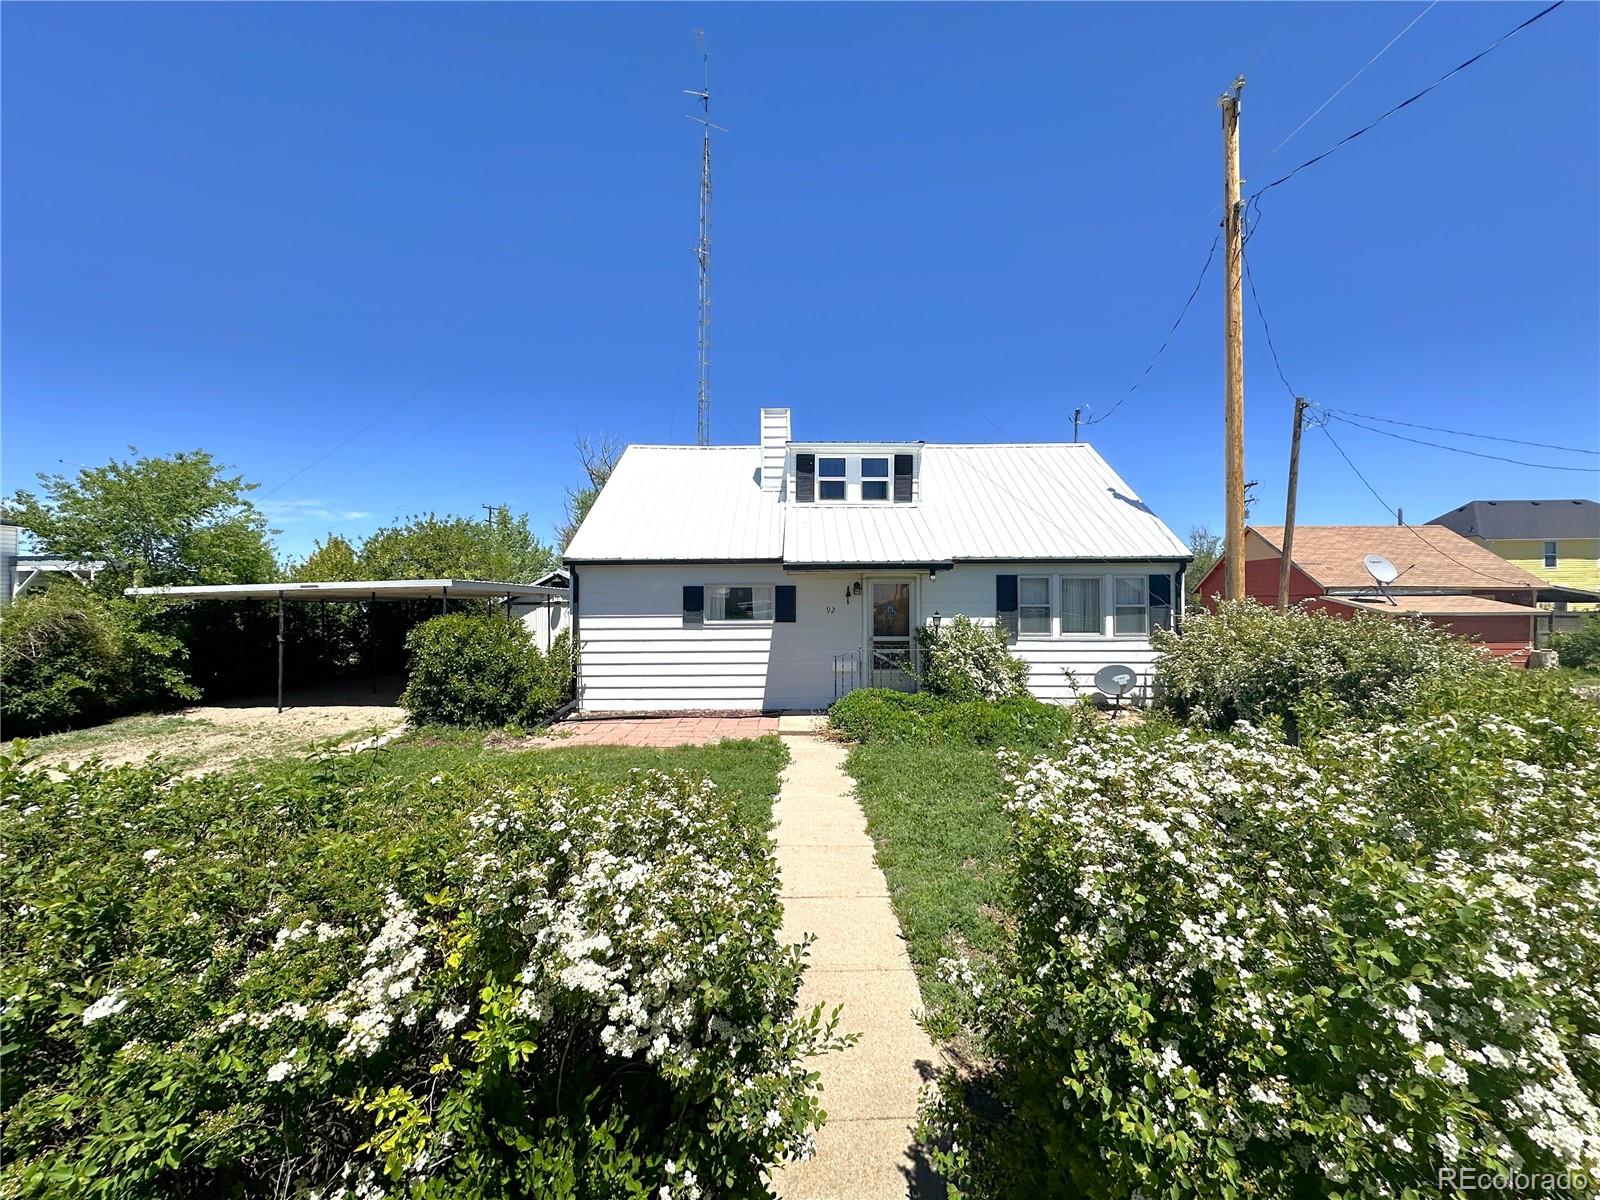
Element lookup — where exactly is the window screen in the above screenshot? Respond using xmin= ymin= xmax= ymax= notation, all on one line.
xmin=1544 ymin=540 xmax=1559 ymax=568
xmin=1019 ymin=576 xmax=1051 ymax=635
xmin=1060 ymin=577 xmax=1103 ymax=634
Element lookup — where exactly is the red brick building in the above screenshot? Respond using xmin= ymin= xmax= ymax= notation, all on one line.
xmin=1196 ymin=524 xmax=1555 ymax=663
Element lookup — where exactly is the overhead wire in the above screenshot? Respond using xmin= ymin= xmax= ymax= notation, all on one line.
xmin=1314 ymin=421 xmax=1524 ymax=587
xmin=1322 ymin=411 xmax=1599 ymax=473
xmin=1249 ymin=0 xmax=1566 ymax=205
xmin=1269 ymin=1 xmax=1439 ymax=156
xmin=1318 ymin=407 xmax=1598 ymax=456
xmin=1080 ymin=233 xmax=1220 ymax=428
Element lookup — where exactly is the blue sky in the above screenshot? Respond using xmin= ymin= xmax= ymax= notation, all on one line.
xmin=4 ymin=1 xmax=1596 ymax=561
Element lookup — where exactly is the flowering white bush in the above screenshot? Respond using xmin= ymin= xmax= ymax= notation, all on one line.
xmin=1154 ymin=599 xmax=1493 ymax=739
xmin=1 ymin=749 xmax=841 ymax=1198
xmin=925 ymin=694 xmax=1600 ymax=1197
xmin=915 ymin=616 xmax=1030 ymax=703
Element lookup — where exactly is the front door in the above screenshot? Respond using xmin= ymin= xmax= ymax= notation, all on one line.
xmin=866 ymin=578 xmax=917 ymax=691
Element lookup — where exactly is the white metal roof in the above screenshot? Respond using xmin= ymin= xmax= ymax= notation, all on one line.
xmin=565 ymin=442 xmax=1188 ymax=565
xmin=124 ymin=579 xmax=567 ymax=602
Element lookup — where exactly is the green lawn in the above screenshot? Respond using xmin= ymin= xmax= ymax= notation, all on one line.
xmin=370 ymin=727 xmax=790 ymax=831
xmin=847 ymin=740 xmax=1012 ymax=1035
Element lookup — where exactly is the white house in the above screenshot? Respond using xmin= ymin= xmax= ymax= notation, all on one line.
xmin=562 ymin=408 xmax=1191 ymax=713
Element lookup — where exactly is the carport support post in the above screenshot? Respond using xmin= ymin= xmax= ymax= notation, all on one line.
xmin=276 ymin=594 xmax=286 ymax=714
xmin=369 ymin=592 xmax=378 ymax=695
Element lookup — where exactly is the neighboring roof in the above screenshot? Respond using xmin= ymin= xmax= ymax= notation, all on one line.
xmin=531 ymin=568 xmax=571 ymax=589
xmin=124 ymin=579 xmax=566 ymax=602
xmin=1428 ymin=499 xmax=1600 ymax=541
xmin=1323 ymin=594 xmax=1538 ymax=618
xmin=565 ymin=443 xmax=1189 ymax=565
xmin=1248 ymin=524 xmax=1546 ymax=591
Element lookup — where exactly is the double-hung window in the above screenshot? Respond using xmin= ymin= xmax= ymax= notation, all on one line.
xmin=1019 ymin=576 xmax=1052 ymax=636
xmin=1112 ymin=576 xmax=1148 ymax=635
xmin=1544 ymin=540 xmax=1559 ymax=568
xmin=1060 ymin=576 xmax=1104 ymax=635
xmin=708 ymin=584 xmax=774 ymax=623
xmin=818 ymin=458 xmax=847 ymax=501
xmin=861 ymin=457 xmax=890 ymax=501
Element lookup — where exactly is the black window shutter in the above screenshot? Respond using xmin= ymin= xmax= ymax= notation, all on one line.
xmin=893 ymin=454 xmax=914 ymax=503
xmin=775 ymin=585 xmax=797 ymax=623
xmin=683 ymin=585 xmax=704 ymax=626
xmin=795 ymin=454 xmax=815 ymax=504
xmin=996 ymin=574 xmax=1019 ymax=642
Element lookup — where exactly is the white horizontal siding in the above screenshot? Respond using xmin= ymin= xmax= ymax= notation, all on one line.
xmin=576 ymin=565 xmax=859 ymax=712
xmin=576 ymin=561 xmax=1176 ymax=712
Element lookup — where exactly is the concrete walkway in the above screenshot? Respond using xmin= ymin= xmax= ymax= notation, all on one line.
xmin=772 ymin=719 xmax=945 ymax=1200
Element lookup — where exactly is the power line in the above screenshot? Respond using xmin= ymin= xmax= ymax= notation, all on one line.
xmin=1319 ymin=407 xmax=1598 ymax=456
xmin=1082 ymin=233 xmax=1220 ymax=428
xmin=1269 ymin=1 xmax=1439 ymax=156
xmin=1324 ymin=411 xmax=1599 ymax=473
xmin=1314 ymin=422 xmax=1520 ymax=587
xmin=1250 ymin=1 xmax=1566 ymax=204
xmin=1242 ymin=247 xmax=1297 ymax=401
xmin=259 ymin=379 xmax=433 ymax=499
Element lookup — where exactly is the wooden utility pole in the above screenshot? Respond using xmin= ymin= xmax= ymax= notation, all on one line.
xmin=1277 ymin=396 xmax=1307 ymax=611
xmin=1220 ymin=77 xmax=1247 ymax=600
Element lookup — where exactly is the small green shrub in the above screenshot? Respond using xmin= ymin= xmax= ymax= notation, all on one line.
xmin=828 ymin=689 xmax=1080 ymax=752
xmin=0 ymin=751 xmax=842 ymax=1197
xmin=0 ymin=584 xmax=196 ymax=736
xmin=1552 ymin=613 xmax=1600 ymax=672
xmin=915 ymin=616 xmax=1030 ymax=702
xmin=400 ymin=615 xmax=570 ymax=728
xmin=926 ymin=700 xmax=1600 ymax=1198
xmin=827 ymin=688 xmax=941 ymax=743
xmin=928 ymin=694 xmax=1082 ymax=749
xmin=1155 ymin=598 xmax=1494 ymax=738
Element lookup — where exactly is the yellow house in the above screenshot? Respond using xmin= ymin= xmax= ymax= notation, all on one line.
xmin=1428 ymin=499 xmax=1600 ymax=609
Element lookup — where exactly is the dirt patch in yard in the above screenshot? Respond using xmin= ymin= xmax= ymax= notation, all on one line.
xmin=18 ymin=677 xmax=407 ymax=776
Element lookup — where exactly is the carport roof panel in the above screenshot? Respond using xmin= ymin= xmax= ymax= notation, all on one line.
xmin=123 ymin=579 xmax=567 ymax=601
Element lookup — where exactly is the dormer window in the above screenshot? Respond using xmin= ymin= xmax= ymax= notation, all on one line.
xmin=818 ymin=457 xmax=847 ymax=501
xmin=861 ymin=457 xmax=889 ymax=501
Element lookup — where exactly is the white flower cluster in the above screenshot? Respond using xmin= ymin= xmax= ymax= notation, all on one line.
xmin=936 ymin=711 xmax=1600 ymax=1192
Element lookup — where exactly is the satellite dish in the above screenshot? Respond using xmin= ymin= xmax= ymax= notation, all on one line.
xmin=1094 ymin=665 xmax=1138 ymax=698
xmin=1363 ymin=554 xmax=1399 ymax=585
xmin=1094 ymin=664 xmax=1139 ymax=720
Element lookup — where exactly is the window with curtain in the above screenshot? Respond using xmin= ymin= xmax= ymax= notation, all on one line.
xmin=1060 ymin=576 xmax=1103 ymax=634
xmin=707 ymin=584 xmax=775 ymax=622
xmin=1113 ymin=575 xmax=1148 ymax=635
xmin=1019 ymin=576 xmax=1052 ymax=635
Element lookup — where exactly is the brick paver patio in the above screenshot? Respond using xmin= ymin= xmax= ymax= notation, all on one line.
xmin=534 ymin=714 xmax=780 ymax=747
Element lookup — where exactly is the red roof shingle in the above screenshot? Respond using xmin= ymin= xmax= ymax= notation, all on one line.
xmin=1249 ymin=524 xmax=1544 ymax=591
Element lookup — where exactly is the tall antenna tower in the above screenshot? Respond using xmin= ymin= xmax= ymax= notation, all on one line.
xmin=685 ymin=32 xmax=724 ymax=446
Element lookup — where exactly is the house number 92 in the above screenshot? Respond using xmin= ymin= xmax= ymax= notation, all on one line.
xmin=825 ymin=606 xmax=837 ymax=614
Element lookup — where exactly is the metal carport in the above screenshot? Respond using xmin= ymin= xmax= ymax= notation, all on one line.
xmin=124 ymin=579 xmax=568 ymax=713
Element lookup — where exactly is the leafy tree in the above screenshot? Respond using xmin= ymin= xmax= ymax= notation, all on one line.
xmin=290 ymin=534 xmax=363 ymax=582
xmin=356 ymin=507 xmax=554 ymax=583
xmin=0 ymin=584 xmax=197 ymax=734
xmin=1186 ymin=524 xmax=1223 ymax=607
xmin=5 ymin=450 xmax=275 ymax=589
xmin=557 ymin=436 xmax=622 ymax=551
